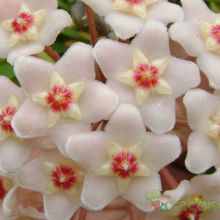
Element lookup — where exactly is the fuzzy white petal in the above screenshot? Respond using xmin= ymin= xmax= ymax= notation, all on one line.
xmin=40 ymin=9 xmax=72 ymax=46
xmin=14 ymin=56 xmax=53 ymax=96
xmin=185 ymin=132 xmax=220 ymax=174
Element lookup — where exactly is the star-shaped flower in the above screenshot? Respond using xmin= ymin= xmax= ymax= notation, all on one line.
xmin=81 ymin=0 xmax=183 ymax=40
xmin=94 ymin=20 xmax=200 ymax=134
xmin=0 ymin=76 xmax=56 ymax=174
xmin=16 ymin=149 xmax=84 ymax=220
xmin=66 ymin=104 xmax=181 ymax=211
xmin=183 ymin=89 xmax=220 ymax=174
xmin=96 ymin=141 xmax=151 ymax=193
xmin=12 ymin=43 xmax=118 ymax=154
xmin=117 ymin=49 xmax=171 ymax=105
xmin=0 ymin=77 xmax=29 ymax=173
xmin=169 ymin=0 xmax=220 ymax=90
xmin=0 ymin=0 xmax=72 ymax=64
xmin=148 ymin=170 xmax=220 ymax=220
xmin=32 ymin=72 xmax=85 ymax=128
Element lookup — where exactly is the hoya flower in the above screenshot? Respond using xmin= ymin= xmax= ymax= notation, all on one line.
xmin=16 ymin=149 xmax=85 ymax=220
xmin=66 ymin=104 xmax=181 ymax=212
xmin=11 ymin=43 xmax=118 ymax=154
xmin=0 ymin=76 xmax=30 ymax=173
xmin=82 ymin=0 xmax=183 ymax=40
xmin=0 ymin=76 xmax=55 ymax=173
xmin=94 ymin=20 xmax=200 ymax=134
xmin=147 ymin=170 xmax=220 ymax=220
xmin=169 ymin=0 xmax=220 ymax=90
xmin=0 ymin=0 xmax=72 ymax=64
xmin=183 ymin=89 xmax=220 ymax=174
xmin=0 ymin=173 xmax=45 ymax=219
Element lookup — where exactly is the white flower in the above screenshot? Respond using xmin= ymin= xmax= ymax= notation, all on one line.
xmin=94 ymin=20 xmax=200 ymax=134
xmin=183 ymin=89 xmax=220 ymax=174
xmin=11 ymin=43 xmax=118 ymax=154
xmin=15 ymin=149 xmax=82 ymax=220
xmin=147 ymin=170 xmax=220 ymax=220
xmin=169 ymin=0 xmax=220 ymax=90
xmin=82 ymin=0 xmax=184 ymax=40
xmin=0 ymin=0 xmax=72 ymax=64
xmin=66 ymin=104 xmax=181 ymax=212
xmin=0 ymin=76 xmax=55 ymax=173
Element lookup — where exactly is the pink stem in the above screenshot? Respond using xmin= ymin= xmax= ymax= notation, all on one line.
xmin=85 ymin=5 xmax=106 ymax=83
xmin=78 ymin=208 xmax=87 ymax=220
xmin=160 ymin=168 xmax=179 ymax=189
xmin=44 ymin=46 xmax=60 ymax=61
xmin=127 ymin=202 xmax=138 ymax=220
xmin=175 ymin=119 xmax=189 ymax=128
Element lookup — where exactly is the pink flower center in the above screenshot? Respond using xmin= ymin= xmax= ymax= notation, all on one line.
xmin=211 ymin=24 xmax=220 ymax=45
xmin=111 ymin=151 xmax=139 ymax=178
xmin=125 ymin=0 xmax=143 ymax=4
xmin=47 ymin=85 xmax=73 ymax=112
xmin=178 ymin=204 xmax=203 ymax=220
xmin=12 ymin=12 xmax=34 ymax=33
xmin=0 ymin=178 xmax=7 ymax=201
xmin=0 ymin=106 xmax=17 ymax=133
xmin=51 ymin=165 xmax=77 ymax=190
xmin=133 ymin=63 xmax=159 ymax=89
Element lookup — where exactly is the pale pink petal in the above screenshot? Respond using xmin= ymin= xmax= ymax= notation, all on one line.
xmin=7 ymin=42 xmax=44 ymax=65
xmin=44 ymin=193 xmax=79 ymax=220
xmin=169 ymin=22 xmax=205 ymax=57
xmin=27 ymin=0 xmax=58 ymax=11
xmin=80 ymin=81 xmax=118 ymax=123
xmin=0 ymin=207 xmax=14 ymax=220
xmin=140 ymin=96 xmax=175 ymax=134
xmin=0 ymin=0 xmax=21 ymax=21
xmin=25 ymin=136 xmax=56 ymax=150
xmin=66 ymin=131 xmax=108 ymax=172
xmin=163 ymin=57 xmax=200 ymax=98
xmin=15 ymin=158 xmax=49 ymax=192
xmin=197 ymin=52 xmax=220 ymax=89
xmin=0 ymin=76 xmax=24 ymax=106
xmin=49 ymin=120 xmax=90 ymax=155
xmin=185 ymin=132 xmax=220 ymax=174
xmin=105 ymin=12 xmax=143 ymax=40
xmin=183 ymin=89 xmax=220 ymax=132
xmin=148 ymin=1 xmax=184 ymax=24
xmin=12 ymin=99 xmax=48 ymax=138
xmin=131 ymin=20 xmax=170 ymax=60
xmin=181 ymin=0 xmax=215 ymax=21
xmin=16 ymin=150 xmax=61 ymax=192
xmin=2 ymin=186 xmax=18 ymax=217
xmin=40 ymin=9 xmax=72 ymax=46
xmin=0 ymin=27 xmax=10 ymax=58
xmin=93 ymin=39 xmax=133 ymax=79
xmin=106 ymin=104 xmax=146 ymax=145
xmin=142 ymin=133 xmax=181 ymax=172
xmin=106 ymin=80 xmax=136 ymax=105
xmin=81 ymin=174 xmax=119 ymax=210
xmin=82 ymin=0 xmax=112 ymax=16
xmin=14 ymin=56 xmax=54 ymax=96
xmin=124 ymin=174 xmax=161 ymax=212
xmin=55 ymin=43 xmax=95 ymax=82
xmin=0 ymin=139 xmax=30 ymax=173
xmin=165 ymin=180 xmax=191 ymax=201
xmin=190 ymin=170 xmax=220 ymax=194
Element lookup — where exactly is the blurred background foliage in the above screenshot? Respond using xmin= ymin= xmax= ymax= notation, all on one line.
xmin=0 ymin=0 xmax=220 ymax=84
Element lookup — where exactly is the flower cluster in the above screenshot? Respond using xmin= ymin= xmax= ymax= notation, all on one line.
xmin=0 ymin=0 xmax=220 ymax=220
